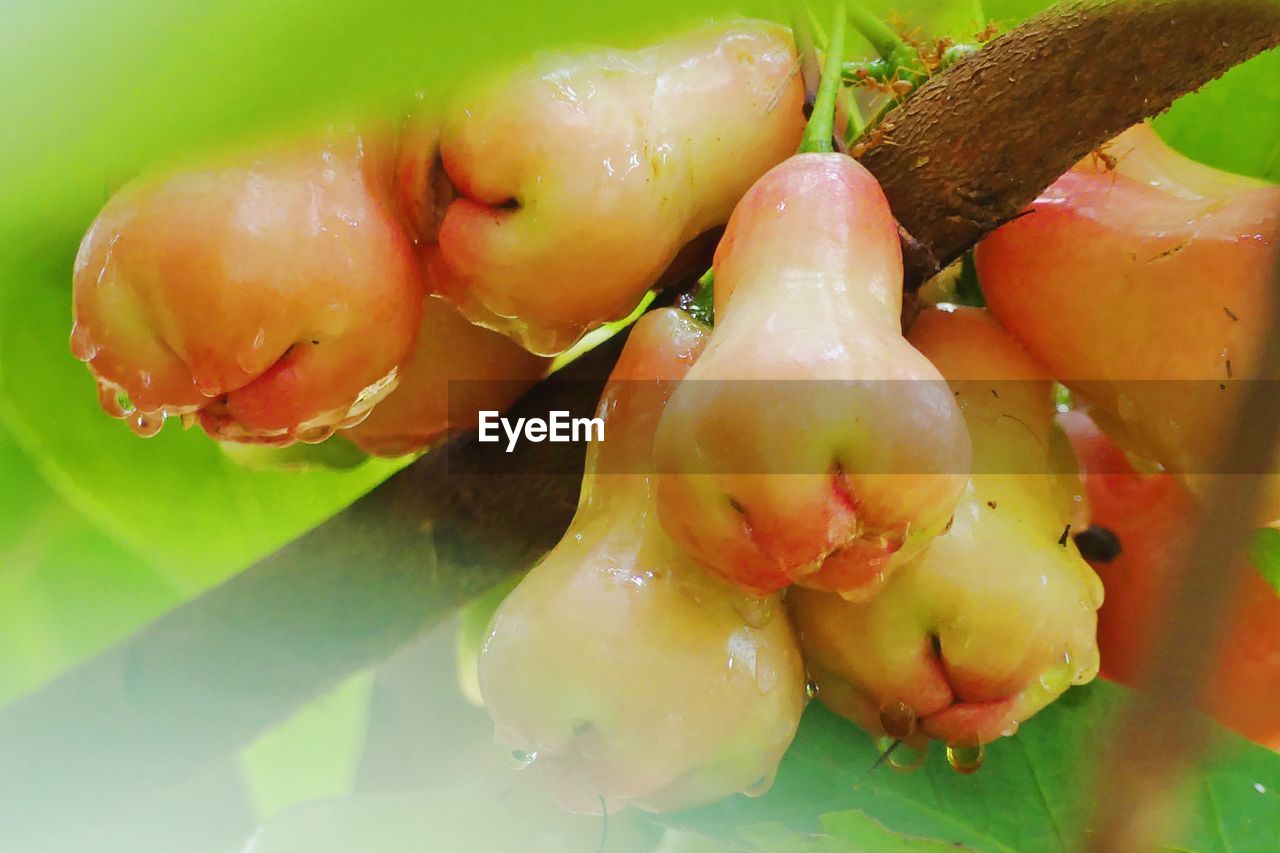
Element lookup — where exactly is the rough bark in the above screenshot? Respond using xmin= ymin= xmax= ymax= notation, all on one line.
xmin=864 ymin=0 xmax=1280 ymax=285
xmin=1 ymin=1 xmax=1278 ymax=846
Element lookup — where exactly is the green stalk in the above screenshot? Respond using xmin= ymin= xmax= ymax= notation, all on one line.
xmin=799 ymin=2 xmax=848 ymax=154
xmin=840 ymin=84 xmax=866 ymax=143
xmin=806 ymin=6 xmax=829 ymax=52
xmin=683 ymin=268 xmax=716 ymax=327
xmin=846 ymin=0 xmax=907 ymax=62
xmin=790 ymin=6 xmax=821 ymax=110
xmin=842 ymin=57 xmax=896 ymax=83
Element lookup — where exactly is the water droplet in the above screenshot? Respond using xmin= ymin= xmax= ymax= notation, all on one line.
xmin=129 ymin=410 xmax=165 ymax=438
xmin=888 ymin=740 xmax=927 ymax=772
xmin=1038 ymin=664 xmax=1073 ymax=694
xmin=97 ymin=381 xmax=131 ymax=418
xmin=946 ymin=743 xmax=984 ymax=774
xmin=1000 ymin=720 xmax=1021 ymax=738
xmin=744 ymin=770 xmax=776 ymax=797
xmin=733 ymin=595 xmax=775 ymax=628
xmin=510 ymin=749 xmax=538 ymax=767
xmin=754 ymin=647 xmax=779 ymax=693
xmin=1254 ymin=782 xmax=1267 ymax=795
xmin=1072 ymin=647 xmax=1101 ymax=685
xmin=292 ymin=424 xmax=336 ymax=444
xmin=879 ymin=702 xmax=917 ymax=739
xmin=70 ymin=324 xmax=98 ymax=361
xmin=805 ymin=679 xmax=820 ymax=700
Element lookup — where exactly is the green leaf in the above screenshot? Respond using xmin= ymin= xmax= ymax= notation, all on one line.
xmin=0 ymin=0 xmax=784 ymax=251
xmin=659 ymin=683 xmax=1280 ymax=852
xmin=1250 ymin=528 xmax=1280 ymax=595
xmin=0 ymin=423 xmax=181 ymax=703
xmin=978 ymin=0 xmax=1051 ymax=24
xmin=238 ymin=672 xmax=375 ymax=819
xmin=1155 ymin=48 xmax=1280 ymax=183
xmin=0 ymin=240 xmax=408 ymax=591
xmin=859 ymin=0 xmax=988 ymax=40
xmin=821 ymin=811 xmax=978 ymax=850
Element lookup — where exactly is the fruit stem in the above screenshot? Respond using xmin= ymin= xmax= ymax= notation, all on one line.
xmin=681 ymin=268 xmax=716 ymax=327
xmin=847 ymin=0 xmax=907 ymax=63
xmin=791 ymin=6 xmax=822 ymax=113
xmin=799 ymin=2 xmax=848 ymax=154
xmin=806 ymin=6 xmax=829 ymax=52
xmin=838 ymin=82 xmax=866 ymax=145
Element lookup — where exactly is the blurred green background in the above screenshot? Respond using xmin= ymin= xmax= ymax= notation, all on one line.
xmin=1 ymin=0 xmax=1277 ymax=850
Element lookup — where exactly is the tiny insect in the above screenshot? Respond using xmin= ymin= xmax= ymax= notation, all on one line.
xmin=1089 ymin=143 xmax=1119 ymax=173
xmin=850 ymin=122 xmax=897 ymax=159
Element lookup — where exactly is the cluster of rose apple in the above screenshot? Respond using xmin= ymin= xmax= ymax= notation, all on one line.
xmin=70 ymin=14 xmax=1280 ymax=817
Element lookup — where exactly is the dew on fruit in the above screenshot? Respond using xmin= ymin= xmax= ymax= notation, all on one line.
xmin=888 ymin=740 xmax=927 ymax=772
xmin=510 ymin=749 xmax=538 ymax=767
xmin=1038 ymin=662 xmax=1072 ymax=694
xmin=70 ymin=324 xmax=98 ymax=361
xmin=879 ymin=701 xmax=917 ymax=739
xmin=292 ymin=424 xmax=338 ymax=444
xmin=1072 ymin=647 xmax=1101 ymax=685
xmin=744 ymin=770 xmax=776 ymax=797
xmin=754 ymin=647 xmax=779 ymax=693
xmin=945 ymin=743 xmax=984 ymax=774
xmin=96 ymin=380 xmax=132 ymax=418
xmin=804 ymin=679 xmax=820 ymax=700
xmin=128 ymin=410 xmax=166 ymax=438
xmin=732 ymin=595 xmax=776 ymax=628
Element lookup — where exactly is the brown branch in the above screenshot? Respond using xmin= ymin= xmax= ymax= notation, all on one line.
xmin=862 ymin=0 xmax=1280 ymax=285
xmin=1 ymin=1 xmax=1277 ymax=847
xmin=0 ymin=333 xmax=621 ymax=849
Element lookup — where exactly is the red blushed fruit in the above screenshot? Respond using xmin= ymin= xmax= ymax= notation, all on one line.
xmin=653 ymin=154 xmax=971 ymax=600
xmin=789 ymin=308 xmax=1102 ymax=752
xmin=343 ymin=296 xmax=550 ymax=457
xmin=1061 ymin=410 xmax=1280 ymax=748
xmin=478 ymin=308 xmax=805 ymax=815
xmin=975 ymin=123 xmax=1280 ymax=523
xmin=423 ymin=19 xmax=806 ymax=355
xmin=72 ymin=125 xmax=425 ymax=445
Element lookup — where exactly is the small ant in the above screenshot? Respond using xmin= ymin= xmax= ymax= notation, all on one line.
xmin=1088 ymin=142 xmax=1119 ymax=173
xmin=975 ymin=22 xmax=1002 ymax=43
xmin=850 ymin=121 xmax=898 ymax=159
xmin=920 ymin=38 xmax=955 ymax=76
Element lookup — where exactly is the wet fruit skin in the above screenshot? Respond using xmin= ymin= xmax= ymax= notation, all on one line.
xmin=72 ymin=125 xmax=425 ymax=445
xmin=653 ymin=153 xmax=971 ymax=600
xmin=975 ymin=123 xmax=1280 ymax=523
xmin=344 ymin=296 xmax=549 ymax=457
xmin=478 ymin=308 xmax=805 ymax=815
xmin=1061 ymin=410 xmax=1280 ymax=748
xmin=426 ymin=19 xmax=806 ymax=356
xmin=790 ymin=308 xmax=1103 ymax=748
